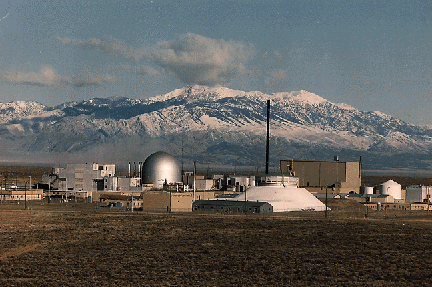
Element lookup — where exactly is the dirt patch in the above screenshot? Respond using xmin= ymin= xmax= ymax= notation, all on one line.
xmin=0 ymin=243 xmax=42 ymax=260
xmin=0 ymin=204 xmax=431 ymax=286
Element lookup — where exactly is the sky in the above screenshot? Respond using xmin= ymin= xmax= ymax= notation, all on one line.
xmin=1 ymin=0 xmax=432 ymax=125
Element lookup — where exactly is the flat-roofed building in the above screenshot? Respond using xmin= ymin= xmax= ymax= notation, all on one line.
xmin=406 ymin=186 xmax=432 ymax=203
xmin=1 ymin=189 xmax=44 ymax=201
xmin=348 ymin=193 xmax=395 ymax=203
xmin=280 ymin=159 xmax=361 ymax=194
xmin=193 ymin=200 xmax=273 ymax=214
xmin=52 ymin=163 xmax=115 ymax=191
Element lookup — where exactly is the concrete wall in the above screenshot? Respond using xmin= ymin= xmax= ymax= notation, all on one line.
xmin=171 ymin=192 xmax=193 ymax=212
xmin=141 ymin=191 xmax=170 ymax=212
xmin=340 ymin=162 xmax=361 ymax=192
xmin=194 ymin=191 xmax=216 ymax=201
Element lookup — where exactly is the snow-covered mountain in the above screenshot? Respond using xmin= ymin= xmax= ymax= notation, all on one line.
xmin=1 ymin=85 xmax=432 ymax=171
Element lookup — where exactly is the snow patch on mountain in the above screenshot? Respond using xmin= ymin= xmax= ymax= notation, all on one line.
xmin=272 ymin=90 xmax=327 ymax=105
xmin=335 ymin=103 xmax=357 ymax=111
xmin=0 ymin=101 xmax=51 ymax=124
xmin=199 ymin=115 xmax=226 ymax=129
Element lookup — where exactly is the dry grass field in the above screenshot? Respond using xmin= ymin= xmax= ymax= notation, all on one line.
xmin=1 ymin=202 xmax=432 ymax=286
xmin=1 ymin=166 xmax=432 ymax=286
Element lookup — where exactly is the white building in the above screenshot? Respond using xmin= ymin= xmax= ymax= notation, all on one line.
xmin=380 ymin=179 xmax=402 ymax=200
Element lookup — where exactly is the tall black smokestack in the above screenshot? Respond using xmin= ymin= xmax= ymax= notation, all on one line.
xmin=265 ymin=100 xmax=270 ymax=174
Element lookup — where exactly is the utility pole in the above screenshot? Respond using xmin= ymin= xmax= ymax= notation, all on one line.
xmin=244 ymin=187 xmax=247 ymax=214
xmin=65 ymin=178 xmax=68 ymax=202
xmin=0 ymin=174 xmax=3 ymax=204
xmin=193 ymin=161 xmax=196 ymax=202
xmin=48 ymin=176 xmax=51 ymax=204
xmin=24 ymin=181 xmax=27 ymax=210
xmin=325 ymin=186 xmax=328 ymax=218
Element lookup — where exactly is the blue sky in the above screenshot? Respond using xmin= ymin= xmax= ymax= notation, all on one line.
xmin=1 ymin=0 xmax=432 ymax=125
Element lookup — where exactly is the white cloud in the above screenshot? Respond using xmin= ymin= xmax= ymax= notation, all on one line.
xmin=57 ymin=33 xmax=254 ymax=86
xmin=149 ymin=33 xmax=254 ymax=86
xmin=3 ymin=65 xmax=115 ymax=87
xmin=3 ymin=65 xmax=69 ymax=86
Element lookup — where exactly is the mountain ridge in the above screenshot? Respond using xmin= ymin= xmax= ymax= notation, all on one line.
xmin=1 ymin=85 xmax=431 ymax=170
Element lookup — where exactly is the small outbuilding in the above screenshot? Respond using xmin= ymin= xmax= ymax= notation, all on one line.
xmin=193 ymin=200 xmax=273 ymax=214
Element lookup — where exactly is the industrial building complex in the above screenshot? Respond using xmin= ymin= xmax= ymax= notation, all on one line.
xmin=1 ymin=149 xmax=431 ymax=213
xmin=34 ymin=151 xmax=328 ymax=213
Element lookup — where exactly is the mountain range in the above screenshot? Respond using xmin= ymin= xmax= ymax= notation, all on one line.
xmin=1 ymin=85 xmax=432 ymax=173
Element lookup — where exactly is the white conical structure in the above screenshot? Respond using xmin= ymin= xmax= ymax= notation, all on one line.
xmin=231 ymin=181 xmax=327 ymax=212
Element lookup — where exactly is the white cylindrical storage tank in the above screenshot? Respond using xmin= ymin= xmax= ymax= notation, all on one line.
xmin=379 ymin=179 xmax=402 ymax=200
xmin=142 ymin=151 xmax=181 ymax=189
xmin=364 ymin=186 xmax=374 ymax=195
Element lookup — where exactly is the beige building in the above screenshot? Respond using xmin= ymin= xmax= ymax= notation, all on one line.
xmin=410 ymin=203 xmax=430 ymax=210
xmin=141 ymin=190 xmax=216 ymax=212
xmin=280 ymin=159 xmax=361 ymax=194
xmin=102 ymin=199 xmax=143 ymax=210
xmin=382 ymin=203 xmax=412 ymax=210
xmin=1 ymin=189 xmax=44 ymax=201
xmin=365 ymin=202 xmax=428 ymax=211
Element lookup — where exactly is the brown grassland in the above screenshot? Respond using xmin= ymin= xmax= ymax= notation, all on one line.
xmin=1 ymin=166 xmax=432 ymax=286
xmin=0 ymin=200 xmax=432 ymax=286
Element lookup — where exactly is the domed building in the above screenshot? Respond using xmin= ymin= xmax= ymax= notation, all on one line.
xmin=142 ymin=151 xmax=181 ymax=189
xmin=379 ymin=179 xmax=402 ymax=200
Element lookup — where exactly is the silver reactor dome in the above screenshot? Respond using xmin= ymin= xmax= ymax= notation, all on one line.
xmin=142 ymin=151 xmax=181 ymax=188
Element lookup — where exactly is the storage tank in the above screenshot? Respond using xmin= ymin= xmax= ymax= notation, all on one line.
xmin=379 ymin=179 xmax=402 ymax=200
xmin=364 ymin=186 xmax=374 ymax=195
xmin=142 ymin=151 xmax=181 ymax=189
